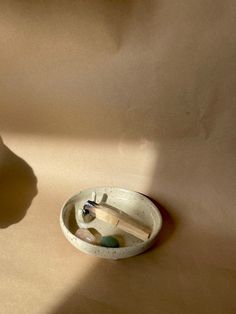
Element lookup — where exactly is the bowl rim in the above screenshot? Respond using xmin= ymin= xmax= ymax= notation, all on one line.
xmin=60 ymin=186 xmax=162 ymax=254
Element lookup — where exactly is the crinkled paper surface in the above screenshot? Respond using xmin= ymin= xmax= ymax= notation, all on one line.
xmin=0 ymin=1 xmax=235 ymax=313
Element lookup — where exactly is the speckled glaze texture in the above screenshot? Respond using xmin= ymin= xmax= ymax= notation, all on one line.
xmin=60 ymin=187 xmax=162 ymax=259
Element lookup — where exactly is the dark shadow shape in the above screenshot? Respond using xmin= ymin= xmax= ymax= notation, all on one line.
xmin=0 ymin=136 xmax=38 ymax=228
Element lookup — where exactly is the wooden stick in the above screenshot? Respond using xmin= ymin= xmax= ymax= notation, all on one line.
xmin=88 ymin=203 xmax=151 ymax=241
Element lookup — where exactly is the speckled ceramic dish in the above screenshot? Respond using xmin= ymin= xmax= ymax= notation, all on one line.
xmin=60 ymin=187 xmax=162 ymax=259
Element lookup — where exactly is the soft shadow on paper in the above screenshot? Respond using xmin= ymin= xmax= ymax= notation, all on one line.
xmin=0 ymin=136 xmax=38 ymax=228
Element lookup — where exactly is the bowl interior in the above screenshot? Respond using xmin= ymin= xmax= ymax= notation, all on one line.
xmin=60 ymin=187 xmax=162 ymax=258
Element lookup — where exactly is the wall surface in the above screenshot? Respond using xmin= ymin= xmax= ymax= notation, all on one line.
xmin=0 ymin=1 xmax=236 ymax=313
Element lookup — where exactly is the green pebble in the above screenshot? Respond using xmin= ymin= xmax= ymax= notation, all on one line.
xmin=100 ymin=236 xmax=120 ymax=248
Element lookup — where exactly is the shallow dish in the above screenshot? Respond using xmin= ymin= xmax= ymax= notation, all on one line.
xmin=60 ymin=187 xmax=162 ymax=259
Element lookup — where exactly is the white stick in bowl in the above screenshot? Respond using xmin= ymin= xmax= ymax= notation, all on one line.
xmin=84 ymin=201 xmax=151 ymax=241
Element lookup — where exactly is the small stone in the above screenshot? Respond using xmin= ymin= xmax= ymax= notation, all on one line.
xmin=75 ymin=228 xmax=98 ymax=245
xmin=100 ymin=236 xmax=120 ymax=248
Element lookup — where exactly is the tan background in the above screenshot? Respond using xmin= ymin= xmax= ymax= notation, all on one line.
xmin=0 ymin=1 xmax=236 ymax=313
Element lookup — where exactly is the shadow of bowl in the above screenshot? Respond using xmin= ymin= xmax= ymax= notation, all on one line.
xmin=143 ymin=195 xmax=176 ymax=248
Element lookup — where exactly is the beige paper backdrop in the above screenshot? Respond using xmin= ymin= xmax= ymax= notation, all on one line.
xmin=0 ymin=1 xmax=236 ymax=313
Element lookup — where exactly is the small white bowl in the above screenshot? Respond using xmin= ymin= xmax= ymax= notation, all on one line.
xmin=60 ymin=187 xmax=162 ymax=259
